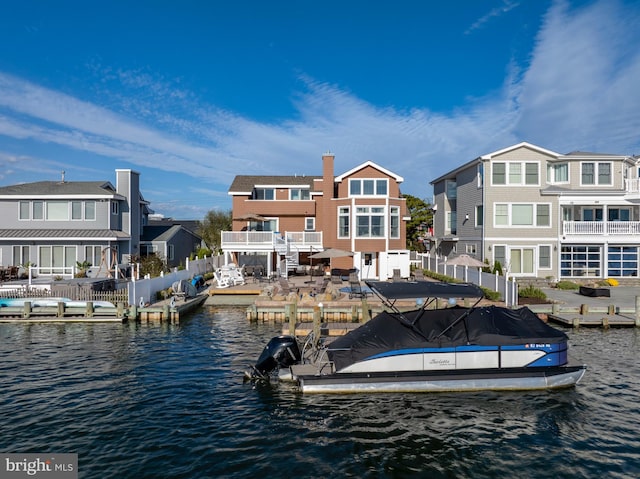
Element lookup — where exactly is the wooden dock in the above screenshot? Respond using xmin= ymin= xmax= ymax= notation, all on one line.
xmin=526 ymin=304 xmax=640 ymax=328
xmin=0 ymin=294 xmax=208 ymax=324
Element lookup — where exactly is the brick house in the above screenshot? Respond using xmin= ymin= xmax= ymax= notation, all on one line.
xmin=223 ymin=153 xmax=410 ymax=280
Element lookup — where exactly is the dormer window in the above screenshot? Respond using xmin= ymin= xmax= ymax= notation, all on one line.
xmin=349 ymin=178 xmax=388 ymax=196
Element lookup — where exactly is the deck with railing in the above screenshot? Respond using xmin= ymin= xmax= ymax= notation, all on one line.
xmin=563 ymin=221 xmax=640 ymax=236
xmin=221 ymin=231 xmax=323 ymax=249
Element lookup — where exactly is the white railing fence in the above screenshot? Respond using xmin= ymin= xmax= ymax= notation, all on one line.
xmin=422 ymin=254 xmax=518 ymax=308
xmin=127 ymin=255 xmax=221 ymax=306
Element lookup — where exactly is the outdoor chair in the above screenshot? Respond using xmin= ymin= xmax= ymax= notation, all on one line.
xmin=277 ymin=277 xmax=298 ymax=296
xmin=412 ymin=269 xmax=425 ymax=281
xmin=392 ymin=269 xmax=403 ymax=282
xmin=8 ymin=266 xmax=18 ymax=280
xmin=348 ymin=280 xmax=371 ymax=299
xmin=313 ymin=278 xmax=330 ymax=296
xmin=213 ymin=271 xmax=231 ymax=289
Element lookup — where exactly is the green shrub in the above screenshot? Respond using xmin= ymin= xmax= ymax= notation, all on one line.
xmin=518 ymin=285 xmax=547 ymax=299
xmin=556 ymin=280 xmax=579 ymax=290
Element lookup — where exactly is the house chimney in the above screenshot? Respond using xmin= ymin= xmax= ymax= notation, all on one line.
xmin=322 ymin=151 xmax=335 ymax=199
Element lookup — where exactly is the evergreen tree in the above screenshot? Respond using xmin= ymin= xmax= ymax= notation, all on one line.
xmin=402 ymin=194 xmax=432 ymax=251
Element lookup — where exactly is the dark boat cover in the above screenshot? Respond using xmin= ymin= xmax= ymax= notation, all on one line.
xmin=327 ymin=306 xmax=568 ymax=371
xmin=366 ymin=280 xmax=484 ymax=299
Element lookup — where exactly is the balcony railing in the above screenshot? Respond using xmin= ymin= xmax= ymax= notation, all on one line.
xmin=563 ymin=221 xmax=640 ymax=236
xmin=625 ymin=178 xmax=640 ymax=194
xmin=221 ymin=231 xmax=323 ymax=249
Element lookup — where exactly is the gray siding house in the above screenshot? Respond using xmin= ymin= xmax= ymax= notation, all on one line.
xmin=141 ymin=224 xmax=202 ymax=268
xmin=0 ymin=169 xmax=149 ymax=277
xmin=431 ymin=142 xmax=640 ymax=281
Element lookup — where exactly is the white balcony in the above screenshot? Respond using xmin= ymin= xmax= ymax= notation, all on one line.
xmin=562 ymin=221 xmax=640 ymax=236
xmin=221 ymin=231 xmax=323 ymax=251
xmin=625 ymin=178 xmax=640 ymax=194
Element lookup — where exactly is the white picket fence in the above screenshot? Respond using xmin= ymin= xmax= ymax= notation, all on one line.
xmin=421 ymin=254 xmax=518 ymax=308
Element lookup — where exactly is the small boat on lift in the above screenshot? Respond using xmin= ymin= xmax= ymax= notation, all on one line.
xmin=247 ymin=281 xmax=586 ymax=394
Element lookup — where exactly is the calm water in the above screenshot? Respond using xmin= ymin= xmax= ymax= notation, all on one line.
xmin=1 ymin=308 xmax=639 ymax=479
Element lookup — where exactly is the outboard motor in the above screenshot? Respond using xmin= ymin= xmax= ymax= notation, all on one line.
xmin=248 ymin=335 xmax=301 ymax=379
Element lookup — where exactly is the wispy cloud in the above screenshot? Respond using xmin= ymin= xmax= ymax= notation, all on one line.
xmin=465 ymin=0 xmax=521 ymax=35
xmin=0 ymin=0 xmax=639 ymax=219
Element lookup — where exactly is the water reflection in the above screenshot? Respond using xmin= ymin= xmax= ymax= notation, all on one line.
xmin=0 ymin=311 xmax=639 ymax=478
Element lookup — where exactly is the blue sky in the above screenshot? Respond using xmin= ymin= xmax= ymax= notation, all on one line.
xmin=1 ymin=0 xmax=639 ymax=219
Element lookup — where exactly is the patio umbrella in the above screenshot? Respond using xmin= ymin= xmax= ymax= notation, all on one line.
xmin=234 ymin=213 xmax=267 ymax=221
xmin=443 ymin=254 xmax=486 ymax=268
xmin=309 ymin=248 xmax=354 ymax=260
xmin=310 ymin=248 xmax=354 ymax=277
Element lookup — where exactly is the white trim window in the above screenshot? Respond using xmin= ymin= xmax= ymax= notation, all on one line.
xmin=85 ymin=201 xmax=96 ymax=220
xmin=539 ymin=245 xmax=552 ymax=269
xmin=446 ymin=211 xmax=457 ymax=235
xmin=494 ymin=203 xmax=551 ymax=227
xmin=581 ymin=162 xmax=612 ymax=186
xmin=111 ymin=201 xmax=119 ymax=215
xmin=547 ymin=163 xmax=569 ymax=184
xmin=492 ymin=161 xmax=539 ymax=186
xmin=475 ymin=205 xmax=483 ymax=227
xmin=253 ymin=188 xmax=275 ymax=200
xmin=38 ymin=245 xmax=76 ymax=275
xmin=13 ymin=245 xmax=30 ymax=266
xmin=290 ymin=188 xmax=310 ymax=200
xmin=349 ymin=178 xmax=388 ymax=197
xmin=305 ymin=217 xmax=315 ymax=231
xmin=338 ymin=207 xmax=350 ymax=238
xmin=19 ymin=201 xmax=30 ymax=220
xmin=356 ymin=206 xmax=385 ymax=237
xmin=46 ymin=201 xmax=69 ymax=221
xmin=85 ymin=245 xmax=101 ymax=267
xmin=33 ymin=201 xmax=44 ymax=220
xmin=390 ymin=206 xmax=400 ymax=238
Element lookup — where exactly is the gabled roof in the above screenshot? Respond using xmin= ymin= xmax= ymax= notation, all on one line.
xmin=479 ymin=142 xmax=561 ymax=159
xmin=335 ymin=161 xmax=404 ymax=183
xmin=0 ymin=181 xmax=123 ymax=199
xmin=228 ymin=175 xmax=321 ymax=195
xmin=149 ymin=218 xmax=201 ymax=235
xmin=141 ymin=224 xmax=200 ymax=243
xmin=431 ymin=142 xmax=560 ymax=184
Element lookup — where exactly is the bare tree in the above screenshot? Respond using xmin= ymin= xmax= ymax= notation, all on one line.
xmin=197 ymin=209 xmax=232 ymax=253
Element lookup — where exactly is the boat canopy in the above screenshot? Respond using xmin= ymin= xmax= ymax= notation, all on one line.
xmin=327 ymin=306 xmax=568 ymax=372
xmin=365 ymin=281 xmax=484 ymax=300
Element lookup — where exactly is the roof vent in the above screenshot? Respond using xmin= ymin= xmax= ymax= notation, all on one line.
xmin=60 ymin=170 xmax=66 ymax=183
